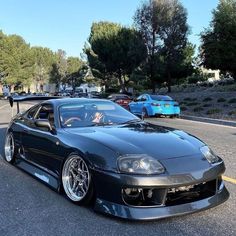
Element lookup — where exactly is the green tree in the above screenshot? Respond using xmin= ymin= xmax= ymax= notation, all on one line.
xmin=201 ymin=0 xmax=236 ymax=79
xmin=86 ymin=22 xmax=147 ymax=91
xmin=31 ymin=46 xmax=55 ymax=92
xmin=0 ymin=32 xmax=34 ymax=89
xmin=134 ymin=0 xmax=192 ymax=92
xmin=49 ymin=49 xmax=67 ymax=90
xmin=66 ymin=56 xmax=85 ymax=90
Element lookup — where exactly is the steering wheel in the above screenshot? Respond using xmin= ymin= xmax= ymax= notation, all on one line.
xmin=64 ymin=117 xmax=81 ymax=125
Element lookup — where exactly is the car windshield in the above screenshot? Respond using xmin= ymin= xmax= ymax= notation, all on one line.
xmin=59 ymin=100 xmax=140 ymax=128
xmin=150 ymin=95 xmax=173 ymax=101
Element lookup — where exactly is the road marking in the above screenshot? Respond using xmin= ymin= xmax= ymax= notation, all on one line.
xmin=149 ymin=118 xmax=236 ymax=129
xmin=0 ymin=104 xmax=9 ymax=110
xmin=179 ymin=118 xmax=236 ymax=129
xmin=223 ymin=175 xmax=236 ymax=184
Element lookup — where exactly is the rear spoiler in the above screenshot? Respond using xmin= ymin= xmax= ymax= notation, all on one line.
xmin=8 ymin=96 xmax=62 ymax=113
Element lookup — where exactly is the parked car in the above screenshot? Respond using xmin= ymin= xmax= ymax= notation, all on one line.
xmin=108 ymin=93 xmax=132 ymax=109
xmin=4 ymin=96 xmax=229 ymax=220
xmin=129 ymin=94 xmax=180 ymax=118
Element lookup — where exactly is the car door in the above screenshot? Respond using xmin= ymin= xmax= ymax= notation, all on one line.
xmin=137 ymin=95 xmax=148 ymax=114
xmin=129 ymin=95 xmax=142 ymax=114
xmin=20 ymin=104 xmax=41 ymax=161
xmin=22 ymin=103 xmax=64 ymax=176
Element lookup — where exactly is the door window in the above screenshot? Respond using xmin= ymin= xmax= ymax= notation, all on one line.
xmin=35 ymin=104 xmax=55 ymax=129
xmin=26 ymin=105 xmax=40 ymax=119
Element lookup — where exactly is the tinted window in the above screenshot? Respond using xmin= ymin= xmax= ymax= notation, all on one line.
xmin=150 ymin=95 xmax=173 ymax=101
xmin=26 ymin=105 xmax=40 ymax=119
xmin=35 ymin=104 xmax=55 ymax=126
xmin=59 ymin=100 xmax=138 ymax=128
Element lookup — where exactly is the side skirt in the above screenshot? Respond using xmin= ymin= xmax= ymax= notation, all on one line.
xmin=14 ymin=158 xmax=60 ymax=191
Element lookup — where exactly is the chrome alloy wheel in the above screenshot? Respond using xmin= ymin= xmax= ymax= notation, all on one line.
xmin=62 ymin=155 xmax=90 ymax=202
xmin=4 ymin=133 xmax=15 ymax=162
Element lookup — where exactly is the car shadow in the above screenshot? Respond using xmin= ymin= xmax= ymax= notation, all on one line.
xmin=0 ymin=127 xmax=7 ymax=159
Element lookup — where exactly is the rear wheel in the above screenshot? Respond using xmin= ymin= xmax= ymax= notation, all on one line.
xmin=4 ymin=132 xmax=15 ymax=163
xmin=142 ymin=107 xmax=148 ymax=118
xmin=62 ymin=155 xmax=94 ymax=205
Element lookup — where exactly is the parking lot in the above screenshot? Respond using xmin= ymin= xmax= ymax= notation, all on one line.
xmin=0 ymin=100 xmax=235 ymax=236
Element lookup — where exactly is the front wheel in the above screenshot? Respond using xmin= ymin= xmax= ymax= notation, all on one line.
xmin=62 ymin=155 xmax=94 ymax=205
xmin=4 ymin=132 xmax=16 ymax=163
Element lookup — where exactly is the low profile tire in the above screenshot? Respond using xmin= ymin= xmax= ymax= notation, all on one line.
xmin=142 ymin=108 xmax=148 ymax=118
xmin=62 ymin=155 xmax=94 ymax=205
xmin=4 ymin=132 xmax=16 ymax=163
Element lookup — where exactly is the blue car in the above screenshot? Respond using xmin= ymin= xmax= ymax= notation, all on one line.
xmin=129 ymin=94 xmax=180 ymax=118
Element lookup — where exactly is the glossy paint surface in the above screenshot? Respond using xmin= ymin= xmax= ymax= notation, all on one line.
xmin=6 ymin=98 xmax=229 ymax=220
xmin=129 ymin=94 xmax=180 ymax=116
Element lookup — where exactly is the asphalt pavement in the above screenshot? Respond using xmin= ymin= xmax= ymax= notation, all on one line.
xmin=0 ymin=101 xmax=235 ymax=236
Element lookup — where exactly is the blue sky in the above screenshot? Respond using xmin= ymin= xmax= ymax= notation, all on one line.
xmin=0 ymin=0 xmax=219 ymax=57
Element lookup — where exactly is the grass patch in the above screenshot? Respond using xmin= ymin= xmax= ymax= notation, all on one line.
xmin=193 ymin=107 xmax=204 ymax=112
xmin=217 ymin=98 xmax=226 ymax=103
xmin=203 ymin=104 xmax=212 ymax=107
xmin=203 ymin=97 xmax=213 ymax=102
xmin=228 ymin=98 xmax=236 ymax=103
xmin=228 ymin=110 xmax=236 ymax=116
xmin=183 ymin=97 xmax=197 ymax=102
xmin=206 ymin=109 xmax=221 ymax=115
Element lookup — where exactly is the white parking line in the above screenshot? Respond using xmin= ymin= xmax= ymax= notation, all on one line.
xmin=150 ymin=118 xmax=236 ymax=129
xmin=179 ymin=118 xmax=236 ymax=129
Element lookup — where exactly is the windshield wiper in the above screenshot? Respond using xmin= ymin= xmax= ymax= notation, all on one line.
xmin=90 ymin=122 xmax=115 ymax=127
xmin=120 ymin=119 xmax=142 ymax=125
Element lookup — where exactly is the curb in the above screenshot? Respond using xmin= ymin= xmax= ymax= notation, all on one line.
xmin=180 ymin=115 xmax=236 ymax=127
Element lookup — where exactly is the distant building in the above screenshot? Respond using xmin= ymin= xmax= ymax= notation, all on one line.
xmin=201 ymin=67 xmax=220 ymax=82
xmin=75 ymin=83 xmax=103 ymax=93
xmin=22 ymin=83 xmax=56 ymax=94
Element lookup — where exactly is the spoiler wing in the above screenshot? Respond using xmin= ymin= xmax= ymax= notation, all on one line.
xmin=8 ymin=96 xmax=62 ymax=113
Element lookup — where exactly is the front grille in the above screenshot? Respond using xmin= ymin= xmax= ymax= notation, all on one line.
xmin=165 ymin=179 xmax=217 ymax=206
xmin=122 ymin=179 xmax=219 ymax=207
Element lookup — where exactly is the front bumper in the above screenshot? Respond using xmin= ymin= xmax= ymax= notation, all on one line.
xmin=92 ymin=162 xmax=229 ymax=220
xmin=94 ymin=183 xmax=229 ymax=220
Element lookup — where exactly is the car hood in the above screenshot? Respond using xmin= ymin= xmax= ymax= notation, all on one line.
xmin=64 ymin=122 xmax=205 ymax=160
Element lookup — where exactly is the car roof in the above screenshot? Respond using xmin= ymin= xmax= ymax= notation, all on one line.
xmin=42 ymin=98 xmax=110 ymax=106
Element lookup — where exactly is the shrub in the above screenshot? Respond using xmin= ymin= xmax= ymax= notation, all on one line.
xmin=203 ymin=104 xmax=212 ymax=107
xmin=183 ymin=97 xmax=197 ymax=102
xmin=228 ymin=98 xmax=236 ymax=103
xmin=217 ymin=98 xmax=226 ymax=103
xmin=193 ymin=107 xmax=204 ymax=112
xmin=181 ymin=106 xmax=188 ymax=111
xmin=187 ymin=102 xmax=199 ymax=106
xmin=228 ymin=110 xmax=236 ymax=116
xmin=203 ymin=97 xmax=213 ymax=102
xmin=206 ymin=109 xmax=221 ymax=115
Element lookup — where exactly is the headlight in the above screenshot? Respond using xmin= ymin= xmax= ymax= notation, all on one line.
xmin=200 ymin=146 xmax=219 ymax=164
xmin=118 ymin=154 xmax=165 ymax=175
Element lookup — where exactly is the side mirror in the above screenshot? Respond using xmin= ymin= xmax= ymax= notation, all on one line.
xmin=35 ymin=119 xmax=54 ymax=133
